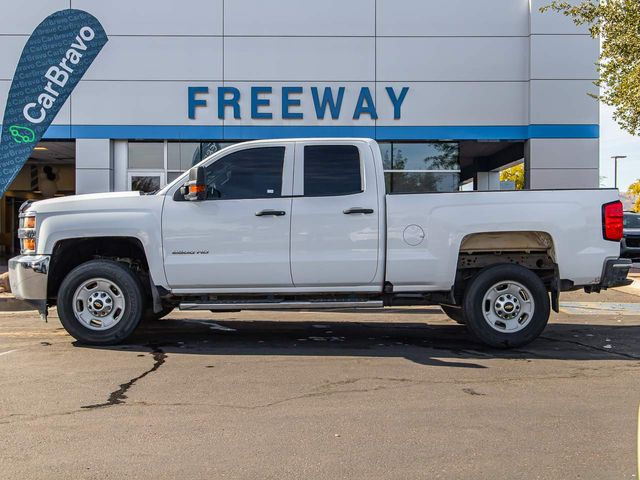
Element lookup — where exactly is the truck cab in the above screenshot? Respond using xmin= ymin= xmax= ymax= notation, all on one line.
xmin=161 ymin=139 xmax=385 ymax=292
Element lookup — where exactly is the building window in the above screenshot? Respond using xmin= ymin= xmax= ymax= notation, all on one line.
xmin=381 ymin=142 xmax=460 ymax=194
xmin=167 ymin=142 xmax=201 ymax=172
xmin=128 ymin=142 xmax=164 ymax=169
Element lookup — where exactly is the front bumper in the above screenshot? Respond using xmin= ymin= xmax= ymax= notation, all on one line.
xmin=8 ymin=255 xmax=50 ymax=313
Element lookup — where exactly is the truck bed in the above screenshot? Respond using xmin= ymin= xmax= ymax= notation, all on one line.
xmin=385 ymin=189 xmax=621 ymax=292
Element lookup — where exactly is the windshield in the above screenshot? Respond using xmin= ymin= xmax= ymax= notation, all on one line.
xmin=623 ymin=213 xmax=640 ymax=228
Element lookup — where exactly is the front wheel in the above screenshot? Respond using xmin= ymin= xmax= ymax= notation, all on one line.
xmin=463 ymin=264 xmax=550 ymax=348
xmin=57 ymin=260 xmax=144 ymax=345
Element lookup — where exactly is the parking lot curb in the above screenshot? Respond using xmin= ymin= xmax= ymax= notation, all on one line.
xmin=613 ymin=277 xmax=640 ymax=297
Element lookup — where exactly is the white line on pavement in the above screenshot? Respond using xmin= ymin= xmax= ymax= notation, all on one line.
xmin=193 ymin=321 xmax=237 ymax=332
xmin=0 ymin=349 xmax=18 ymax=357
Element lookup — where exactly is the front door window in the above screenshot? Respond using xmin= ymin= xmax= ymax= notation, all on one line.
xmin=204 ymin=147 xmax=285 ymax=200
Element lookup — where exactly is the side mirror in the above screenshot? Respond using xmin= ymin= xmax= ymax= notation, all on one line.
xmin=183 ymin=166 xmax=206 ymax=201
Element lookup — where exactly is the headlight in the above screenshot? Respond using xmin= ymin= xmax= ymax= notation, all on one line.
xmin=18 ymin=215 xmax=36 ymax=253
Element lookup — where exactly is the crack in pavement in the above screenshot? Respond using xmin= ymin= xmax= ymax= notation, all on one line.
xmin=81 ymin=346 xmax=167 ymax=410
xmin=2 ymin=364 xmax=639 ymax=425
xmin=462 ymin=387 xmax=486 ymax=396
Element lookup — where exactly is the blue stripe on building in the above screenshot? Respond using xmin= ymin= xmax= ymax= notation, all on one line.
xmin=21 ymin=124 xmax=599 ymax=141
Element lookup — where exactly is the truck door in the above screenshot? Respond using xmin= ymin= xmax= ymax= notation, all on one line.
xmin=290 ymin=142 xmax=381 ymax=287
xmin=162 ymin=144 xmax=294 ymax=289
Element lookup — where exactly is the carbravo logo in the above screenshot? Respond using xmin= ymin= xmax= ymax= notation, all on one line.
xmin=8 ymin=125 xmax=35 ymax=144
xmin=0 ymin=9 xmax=108 ymax=196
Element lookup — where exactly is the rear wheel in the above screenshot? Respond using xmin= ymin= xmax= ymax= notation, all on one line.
xmin=463 ymin=264 xmax=550 ymax=348
xmin=57 ymin=260 xmax=144 ymax=345
xmin=440 ymin=304 xmax=466 ymax=324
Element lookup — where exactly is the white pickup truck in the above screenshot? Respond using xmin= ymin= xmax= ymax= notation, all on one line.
xmin=9 ymin=138 xmax=631 ymax=348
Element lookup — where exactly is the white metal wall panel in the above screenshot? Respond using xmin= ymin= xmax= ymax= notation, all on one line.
xmin=528 ymin=138 xmax=599 ymax=169
xmin=529 ymin=168 xmax=600 ymax=189
xmin=529 ymin=80 xmax=598 ymax=125
xmin=76 ymin=139 xmax=112 ymax=169
xmin=377 ymin=0 xmax=530 ymax=37
xmin=225 ymin=0 xmax=375 ymax=36
xmin=531 ymin=35 xmax=599 ymax=80
xmin=0 ymin=0 xmax=69 ymax=35
xmin=0 ymin=36 xmax=27 ymax=80
xmin=75 ymin=168 xmax=112 ymax=194
xmin=377 ymin=37 xmax=529 ymax=82
xmin=72 ymin=81 xmax=223 ymax=125
xmin=224 ymin=37 xmax=375 ymax=82
xmin=71 ymin=0 xmax=223 ymax=36
xmin=84 ymin=36 xmax=223 ymax=81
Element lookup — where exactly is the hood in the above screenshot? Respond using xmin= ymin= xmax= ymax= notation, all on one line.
xmin=26 ymin=191 xmax=144 ymax=215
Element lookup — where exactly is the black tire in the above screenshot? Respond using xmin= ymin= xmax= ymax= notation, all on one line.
xmin=440 ymin=305 xmax=466 ymax=324
xmin=142 ymin=304 xmax=174 ymax=322
xmin=463 ymin=264 xmax=550 ymax=349
xmin=57 ymin=259 xmax=145 ymax=345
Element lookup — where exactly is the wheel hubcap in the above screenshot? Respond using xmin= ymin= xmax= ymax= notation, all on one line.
xmin=72 ymin=278 xmax=126 ymax=331
xmin=87 ymin=291 xmax=113 ymax=317
xmin=482 ymin=281 xmax=535 ymax=333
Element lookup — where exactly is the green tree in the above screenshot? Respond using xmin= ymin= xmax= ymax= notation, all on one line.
xmin=541 ymin=1 xmax=640 ymax=135
xmin=500 ymin=164 xmax=525 ymax=190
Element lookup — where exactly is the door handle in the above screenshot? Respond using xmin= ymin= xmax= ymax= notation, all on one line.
xmin=255 ymin=209 xmax=286 ymax=217
xmin=343 ymin=207 xmax=374 ymax=215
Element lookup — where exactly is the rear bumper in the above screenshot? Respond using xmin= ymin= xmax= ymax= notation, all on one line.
xmin=8 ymin=255 xmax=49 ymax=313
xmin=585 ymin=258 xmax=632 ymax=292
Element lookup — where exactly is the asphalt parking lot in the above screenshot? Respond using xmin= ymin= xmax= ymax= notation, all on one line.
xmin=1 ymin=289 xmax=639 ymax=480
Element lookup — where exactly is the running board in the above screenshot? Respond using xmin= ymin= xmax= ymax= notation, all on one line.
xmin=179 ymin=300 xmax=384 ymax=311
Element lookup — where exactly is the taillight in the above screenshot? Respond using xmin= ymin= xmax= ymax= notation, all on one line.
xmin=602 ymin=201 xmax=623 ymax=241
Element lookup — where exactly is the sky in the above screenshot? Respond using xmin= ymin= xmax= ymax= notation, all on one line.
xmin=599 ymin=104 xmax=640 ymax=191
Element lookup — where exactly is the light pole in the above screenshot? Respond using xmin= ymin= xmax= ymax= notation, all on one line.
xmin=612 ymin=155 xmax=627 ymax=189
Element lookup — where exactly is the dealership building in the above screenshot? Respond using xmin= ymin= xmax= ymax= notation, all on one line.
xmin=0 ymin=0 xmax=598 ymax=252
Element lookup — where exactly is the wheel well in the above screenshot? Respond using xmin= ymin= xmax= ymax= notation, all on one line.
xmin=47 ymin=237 xmax=149 ymax=301
xmin=459 ymin=231 xmax=556 ymax=260
xmin=454 ymin=231 xmax=558 ymax=304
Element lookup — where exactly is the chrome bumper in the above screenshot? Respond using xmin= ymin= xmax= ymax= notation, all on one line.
xmin=8 ymin=255 xmax=49 ymax=314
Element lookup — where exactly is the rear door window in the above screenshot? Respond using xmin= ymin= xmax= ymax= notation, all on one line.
xmin=303 ymin=145 xmax=362 ymax=197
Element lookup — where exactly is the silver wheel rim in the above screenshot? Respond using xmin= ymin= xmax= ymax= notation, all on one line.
xmin=72 ymin=278 xmax=126 ymax=331
xmin=481 ymin=280 xmax=535 ymax=333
